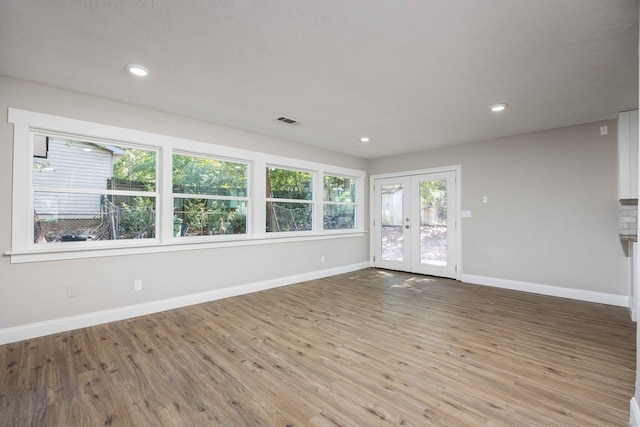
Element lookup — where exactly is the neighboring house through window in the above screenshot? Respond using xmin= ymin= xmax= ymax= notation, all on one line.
xmin=32 ymin=136 xmax=157 ymax=243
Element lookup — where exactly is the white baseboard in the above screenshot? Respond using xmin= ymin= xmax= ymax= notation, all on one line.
xmin=631 ymin=397 xmax=640 ymax=427
xmin=0 ymin=262 xmax=370 ymax=345
xmin=460 ymin=274 xmax=630 ymax=308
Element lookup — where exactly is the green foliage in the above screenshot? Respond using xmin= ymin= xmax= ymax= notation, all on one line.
xmin=112 ymin=148 xmax=157 ymax=191
xmin=33 ymin=160 xmax=53 ymax=172
xmin=175 ymin=198 xmax=246 ymax=235
xmin=266 ymin=168 xmax=313 ymax=231
xmin=420 ymin=180 xmax=447 ymax=207
xmin=324 ymin=175 xmax=355 ymax=202
xmin=267 ymin=168 xmax=312 ymax=200
xmin=268 ymin=202 xmax=313 ymax=232
xmin=419 ymin=180 xmax=447 ymax=225
xmin=173 ymin=154 xmax=247 ymax=196
xmin=323 ymin=204 xmax=355 ymax=230
xmin=117 ymin=196 xmax=155 ymax=238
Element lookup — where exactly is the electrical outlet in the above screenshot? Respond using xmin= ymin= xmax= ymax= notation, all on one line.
xmin=66 ymin=286 xmax=77 ymax=298
xmin=600 ymin=125 xmax=608 ymax=135
xmin=134 ymin=280 xmax=142 ymax=291
xmin=321 ymin=256 xmax=325 ymax=264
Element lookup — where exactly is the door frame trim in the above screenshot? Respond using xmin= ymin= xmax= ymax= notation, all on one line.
xmin=369 ymin=164 xmax=462 ymax=280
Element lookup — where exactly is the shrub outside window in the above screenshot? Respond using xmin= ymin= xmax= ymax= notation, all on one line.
xmin=172 ymin=153 xmax=249 ymax=237
xmin=323 ymin=175 xmax=357 ymax=230
xmin=266 ymin=167 xmax=313 ymax=232
xmin=32 ymin=135 xmax=157 ymax=243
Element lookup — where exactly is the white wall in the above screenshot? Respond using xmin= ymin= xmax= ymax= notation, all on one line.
xmin=0 ymin=76 xmax=368 ymax=334
xmin=368 ymin=121 xmax=628 ymax=296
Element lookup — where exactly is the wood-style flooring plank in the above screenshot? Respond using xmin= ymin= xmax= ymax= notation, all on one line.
xmin=0 ymin=268 xmax=635 ymax=426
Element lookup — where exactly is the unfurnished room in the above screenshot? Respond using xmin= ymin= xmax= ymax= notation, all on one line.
xmin=0 ymin=1 xmax=639 ymax=426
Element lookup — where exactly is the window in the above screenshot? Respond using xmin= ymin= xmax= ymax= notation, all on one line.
xmin=32 ymin=135 xmax=158 ymax=244
xmin=266 ymin=167 xmax=313 ymax=232
xmin=9 ymin=108 xmax=365 ymax=263
xmin=323 ymin=174 xmax=357 ymax=230
xmin=172 ymin=153 xmax=249 ymax=237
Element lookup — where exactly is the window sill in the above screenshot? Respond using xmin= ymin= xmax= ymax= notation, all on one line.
xmin=5 ymin=231 xmax=366 ymax=264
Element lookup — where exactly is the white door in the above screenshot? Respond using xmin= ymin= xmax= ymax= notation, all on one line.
xmin=373 ymin=171 xmax=457 ymax=279
xmin=373 ymin=176 xmax=411 ymax=272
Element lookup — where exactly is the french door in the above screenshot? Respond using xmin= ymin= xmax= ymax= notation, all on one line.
xmin=373 ymin=171 xmax=457 ymax=278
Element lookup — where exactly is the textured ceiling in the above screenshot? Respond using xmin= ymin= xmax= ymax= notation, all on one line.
xmin=0 ymin=0 xmax=638 ymax=159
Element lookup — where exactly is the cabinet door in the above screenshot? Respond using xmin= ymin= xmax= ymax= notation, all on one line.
xmin=618 ymin=110 xmax=639 ymax=200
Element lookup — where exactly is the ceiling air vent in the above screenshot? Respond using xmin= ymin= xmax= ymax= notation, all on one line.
xmin=276 ymin=116 xmax=300 ymax=126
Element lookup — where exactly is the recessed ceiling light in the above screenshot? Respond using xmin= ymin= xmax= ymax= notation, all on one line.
xmin=128 ymin=64 xmax=150 ymax=77
xmin=490 ymin=103 xmax=508 ymax=112
xmin=360 ymin=137 xmax=370 ymax=143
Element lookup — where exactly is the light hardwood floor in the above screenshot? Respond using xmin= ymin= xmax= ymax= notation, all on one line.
xmin=0 ymin=268 xmax=636 ymax=426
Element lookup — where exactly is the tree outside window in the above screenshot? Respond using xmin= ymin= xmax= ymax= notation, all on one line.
xmin=266 ymin=167 xmax=313 ymax=232
xmin=323 ymin=175 xmax=356 ymax=230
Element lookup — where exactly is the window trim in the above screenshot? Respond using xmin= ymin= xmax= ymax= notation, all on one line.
xmin=8 ymin=108 xmax=366 ymax=263
xmin=322 ymin=173 xmax=358 ymax=231
xmin=32 ymin=136 xmax=160 ymax=244
xmin=266 ymin=165 xmax=315 ymax=233
xmin=172 ymin=151 xmax=251 ymax=239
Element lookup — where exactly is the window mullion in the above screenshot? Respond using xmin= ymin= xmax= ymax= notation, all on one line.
xmin=314 ymin=170 xmax=323 ymax=232
xmin=161 ymin=146 xmax=173 ymax=242
xmin=33 ymin=187 xmax=157 ymax=197
xmin=253 ymin=159 xmax=266 ymax=238
xmin=174 ymin=193 xmax=248 ymax=202
xmin=356 ymin=175 xmax=365 ymax=229
xmin=265 ymin=198 xmax=313 ymax=204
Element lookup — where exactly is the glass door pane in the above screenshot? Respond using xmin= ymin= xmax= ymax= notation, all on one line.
xmin=381 ymin=183 xmax=404 ymax=262
xmin=410 ymin=171 xmax=456 ymax=278
xmin=419 ymin=179 xmax=448 ymax=266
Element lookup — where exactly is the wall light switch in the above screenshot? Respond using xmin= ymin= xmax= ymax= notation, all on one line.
xmin=600 ymin=125 xmax=608 ymax=135
xmin=482 ymin=196 xmax=488 ymax=203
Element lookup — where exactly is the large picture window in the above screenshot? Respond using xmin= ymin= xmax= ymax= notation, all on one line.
xmin=266 ymin=167 xmax=313 ymax=232
xmin=32 ymin=135 xmax=157 ymax=244
xmin=172 ymin=153 xmax=249 ymax=237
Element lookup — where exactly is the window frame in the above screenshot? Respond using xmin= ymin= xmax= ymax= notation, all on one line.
xmin=265 ymin=165 xmax=315 ymax=234
xmin=172 ymin=151 xmax=251 ymax=239
xmin=322 ymin=173 xmax=359 ymax=231
xmin=7 ymin=108 xmax=366 ymax=263
xmin=32 ymin=133 xmax=160 ymax=245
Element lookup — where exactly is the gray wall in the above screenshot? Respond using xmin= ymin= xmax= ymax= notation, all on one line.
xmin=368 ymin=121 xmax=628 ymax=295
xmin=0 ymin=76 xmax=368 ymax=329
xmin=0 ymin=73 xmax=629 ymax=334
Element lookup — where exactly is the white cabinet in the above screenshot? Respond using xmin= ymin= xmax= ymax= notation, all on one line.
xmin=618 ymin=110 xmax=639 ymax=200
